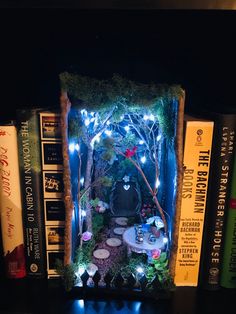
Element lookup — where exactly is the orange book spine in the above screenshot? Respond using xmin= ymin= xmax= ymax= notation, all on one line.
xmin=174 ymin=117 xmax=214 ymax=286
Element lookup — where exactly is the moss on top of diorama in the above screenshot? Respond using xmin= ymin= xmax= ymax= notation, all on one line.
xmin=59 ymin=72 xmax=184 ymax=110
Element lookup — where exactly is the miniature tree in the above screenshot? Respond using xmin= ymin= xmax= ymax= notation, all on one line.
xmin=60 ymin=72 xmax=185 ymax=282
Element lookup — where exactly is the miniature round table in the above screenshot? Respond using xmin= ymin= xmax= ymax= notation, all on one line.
xmin=122 ymin=226 xmax=164 ymax=262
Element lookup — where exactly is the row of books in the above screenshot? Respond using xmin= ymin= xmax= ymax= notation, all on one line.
xmin=174 ymin=111 xmax=236 ymax=290
xmin=0 ymin=107 xmax=236 ymax=290
xmin=0 ymin=109 xmax=65 ymax=279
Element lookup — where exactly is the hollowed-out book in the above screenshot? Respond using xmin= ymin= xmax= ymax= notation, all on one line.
xmin=56 ymin=73 xmax=185 ymax=298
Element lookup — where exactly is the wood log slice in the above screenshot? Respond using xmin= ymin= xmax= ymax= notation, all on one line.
xmin=93 ymin=249 xmax=110 ymax=259
xmin=115 ymin=217 xmax=128 ymax=226
xmin=106 ymin=237 xmax=122 ymax=247
xmin=113 ymin=227 xmax=126 ymax=235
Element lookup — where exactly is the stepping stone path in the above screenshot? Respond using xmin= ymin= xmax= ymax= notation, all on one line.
xmin=106 ymin=238 xmax=122 ymax=247
xmin=91 ymin=216 xmax=129 ymax=286
xmin=113 ymin=227 xmax=126 ymax=235
xmin=115 ymin=217 xmax=128 ymax=226
xmin=93 ymin=248 xmax=110 ymax=259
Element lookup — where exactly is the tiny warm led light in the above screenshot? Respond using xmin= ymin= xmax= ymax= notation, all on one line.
xmin=75 ymin=143 xmax=80 ymax=151
xmin=105 ymin=130 xmax=112 ymax=136
xmin=155 ymin=178 xmax=160 ymax=188
xmin=84 ymin=118 xmax=90 ymax=126
xmin=163 ymin=237 xmax=168 ymax=244
xmin=136 ymin=266 xmax=144 ymax=274
xmin=140 ymin=156 xmax=146 ymax=164
xmin=69 ymin=142 xmax=75 ymax=153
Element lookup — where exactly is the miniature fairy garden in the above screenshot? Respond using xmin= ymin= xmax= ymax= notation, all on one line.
xmin=56 ymin=72 xmax=185 ymax=297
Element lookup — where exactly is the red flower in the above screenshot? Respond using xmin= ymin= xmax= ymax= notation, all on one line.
xmin=125 ymin=146 xmax=137 ymax=158
xmin=151 ymin=249 xmax=161 ymax=260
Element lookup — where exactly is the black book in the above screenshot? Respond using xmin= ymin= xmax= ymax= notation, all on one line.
xmin=198 ymin=111 xmax=236 ymax=290
xmin=16 ymin=108 xmax=46 ymax=278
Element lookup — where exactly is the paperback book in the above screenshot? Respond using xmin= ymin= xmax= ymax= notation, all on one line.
xmin=0 ymin=122 xmax=26 ymax=278
xmin=220 ymin=152 xmax=236 ymax=288
xmin=174 ymin=115 xmax=214 ymax=286
xmin=199 ymin=111 xmax=236 ymax=290
xmin=17 ymin=108 xmax=46 ymax=278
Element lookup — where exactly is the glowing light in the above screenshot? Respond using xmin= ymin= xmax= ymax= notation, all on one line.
xmin=77 ymin=299 xmax=84 ymax=309
xmin=75 ymin=143 xmax=80 ymax=151
xmin=140 ymin=156 xmax=146 ymax=164
xmin=80 ymin=177 xmax=84 ymax=186
xmin=76 ymin=265 xmax=85 ymax=276
xmin=143 ymin=115 xmax=149 ymax=120
xmin=149 ymin=114 xmax=155 ymax=121
xmin=105 ymin=130 xmax=112 ymax=136
xmin=139 ymin=140 xmax=144 ymax=145
xmin=124 ymin=125 xmax=130 ymax=132
xmin=81 ymin=210 xmax=86 ymax=217
xmin=163 ymin=237 xmax=168 ymax=244
xmin=84 ymin=118 xmax=90 ymax=126
xmin=80 ymin=109 xmax=88 ymax=116
xmin=106 ymin=120 xmax=111 ymax=125
xmin=136 ymin=266 xmax=144 ymax=274
xmin=155 ymin=178 xmax=160 ymax=188
xmin=90 ymin=133 xmax=101 ymax=148
xmin=156 ymin=134 xmax=162 ymax=141
xmin=69 ymin=142 xmax=75 ymax=153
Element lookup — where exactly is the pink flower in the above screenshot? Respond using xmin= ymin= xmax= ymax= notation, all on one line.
xmin=82 ymin=231 xmax=92 ymax=242
xmin=151 ymin=249 xmax=161 ymax=260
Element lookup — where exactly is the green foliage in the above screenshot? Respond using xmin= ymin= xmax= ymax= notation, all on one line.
xmin=146 ymin=252 xmax=175 ymax=291
xmin=75 ymin=238 xmax=96 ymax=267
xmin=55 ymin=259 xmax=77 ymax=291
xmin=92 ymin=211 xmax=105 ymax=240
xmin=89 ymin=197 xmax=100 ymax=208
xmin=110 ymin=253 xmax=147 ymax=278
xmin=156 ymin=100 xmax=176 ymax=142
xmin=122 ymin=132 xmax=137 ymax=148
xmin=60 ymin=72 xmax=184 ymax=111
xmin=99 ymin=176 xmax=113 ymax=187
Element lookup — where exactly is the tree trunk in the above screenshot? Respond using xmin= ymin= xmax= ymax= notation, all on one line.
xmin=60 ymin=92 xmax=74 ymax=266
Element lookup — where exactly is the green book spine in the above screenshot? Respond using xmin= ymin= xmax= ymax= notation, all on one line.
xmin=220 ymin=153 xmax=236 ymax=288
xmin=17 ymin=108 xmax=46 ymax=278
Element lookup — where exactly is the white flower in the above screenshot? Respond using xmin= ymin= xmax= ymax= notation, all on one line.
xmin=146 ymin=216 xmax=164 ymax=229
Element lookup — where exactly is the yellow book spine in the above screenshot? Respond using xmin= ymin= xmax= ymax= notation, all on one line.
xmin=174 ymin=119 xmax=214 ymax=286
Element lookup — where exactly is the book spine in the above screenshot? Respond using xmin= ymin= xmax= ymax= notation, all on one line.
xmin=199 ymin=113 xmax=236 ymax=290
xmin=174 ymin=119 xmax=214 ymax=286
xmin=39 ymin=112 xmax=64 ymax=278
xmin=220 ymin=153 xmax=236 ymax=288
xmin=17 ymin=109 xmax=46 ymax=278
xmin=0 ymin=124 xmax=26 ymax=278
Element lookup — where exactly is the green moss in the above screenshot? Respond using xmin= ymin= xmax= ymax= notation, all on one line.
xmin=60 ymin=72 xmax=184 ymax=110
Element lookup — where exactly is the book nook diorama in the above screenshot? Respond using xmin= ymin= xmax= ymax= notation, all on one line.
xmin=57 ymin=72 xmax=185 ymax=298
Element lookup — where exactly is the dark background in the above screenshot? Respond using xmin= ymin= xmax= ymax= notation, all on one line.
xmin=0 ymin=9 xmax=236 ymax=122
xmin=0 ymin=7 xmax=236 ymax=313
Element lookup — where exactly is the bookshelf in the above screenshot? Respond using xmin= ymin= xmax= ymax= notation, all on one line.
xmin=0 ymin=6 xmax=235 ymax=313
